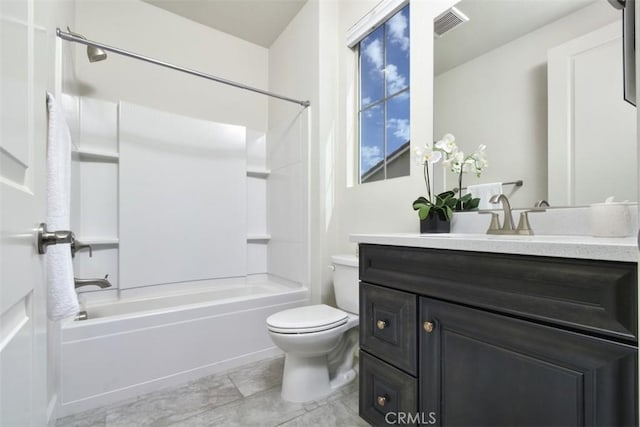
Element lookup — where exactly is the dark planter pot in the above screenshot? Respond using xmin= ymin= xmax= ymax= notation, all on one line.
xmin=420 ymin=212 xmax=451 ymax=234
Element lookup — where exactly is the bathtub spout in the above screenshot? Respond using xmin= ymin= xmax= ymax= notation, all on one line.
xmin=74 ymin=275 xmax=112 ymax=289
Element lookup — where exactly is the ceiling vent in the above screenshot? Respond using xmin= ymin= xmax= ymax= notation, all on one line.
xmin=434 ymin=7 xmax=469 ymax=38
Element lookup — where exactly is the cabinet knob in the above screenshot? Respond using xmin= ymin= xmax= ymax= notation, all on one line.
xmin=376 ymin=320 xmax=387 ymax=330
xmin=376 ymin=395 xmax=387 ymax=407
xmin=423 ymin=321 xmax=435 ymax=333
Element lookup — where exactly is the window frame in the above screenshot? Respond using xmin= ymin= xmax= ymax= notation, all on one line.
xmin=355 ymin=2 xmax=410 ymax=184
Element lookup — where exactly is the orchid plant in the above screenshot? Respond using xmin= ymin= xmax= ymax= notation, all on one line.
xmin=412 ymin=134 xmax=488 ymax=221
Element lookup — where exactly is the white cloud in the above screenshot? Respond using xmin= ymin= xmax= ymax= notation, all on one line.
xmin=362 ymin=96 xmax=372 ymax=106
xmin=385 ymin=64 xmax=407 ymax=94
xmin=388 ymin=118 xmax=410 ymax=142
xmin=364 ymin=38 xmax=383 ymax=69
xmin=388 ymin=11 xmax=409 ymax=51
xmin=361 ymin=145 xmax=383 ymax=170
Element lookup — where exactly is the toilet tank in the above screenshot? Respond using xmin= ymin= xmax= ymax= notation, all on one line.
xmin=331 ymin=254 xmax=359 ymax=315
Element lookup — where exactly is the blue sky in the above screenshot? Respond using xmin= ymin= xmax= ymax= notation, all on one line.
xmin=360 ymin=5 xmax=410 ymax=179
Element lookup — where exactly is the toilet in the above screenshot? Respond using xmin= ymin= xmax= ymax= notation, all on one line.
xmin=266 ymin=254 xmax=359 ymax=402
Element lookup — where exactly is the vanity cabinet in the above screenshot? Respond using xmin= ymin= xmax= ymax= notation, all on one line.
xmin=358 ymin=244 xmax=638 ymax=426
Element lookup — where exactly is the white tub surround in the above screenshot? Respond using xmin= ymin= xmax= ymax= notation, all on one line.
xmin=119 ymin=102 xmax=247 ymax=288
xmin=58 ymin=280 xmax=308 ymax=417
xmin=70 ymin=97 xmax=275 ymax=293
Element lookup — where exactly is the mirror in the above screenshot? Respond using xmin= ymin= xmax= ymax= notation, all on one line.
xmin=433 ymin=0 xmax=637 ymax=208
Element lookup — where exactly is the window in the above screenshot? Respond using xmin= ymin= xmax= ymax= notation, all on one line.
xmin=358 ymin=4 xmax=410 ymax=183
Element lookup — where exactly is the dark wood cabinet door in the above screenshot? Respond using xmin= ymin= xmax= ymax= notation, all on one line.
xmin=420 ymin=297 xmax=637 ymax=427
xmin=360 ymin=282 xmax=417 ymax=375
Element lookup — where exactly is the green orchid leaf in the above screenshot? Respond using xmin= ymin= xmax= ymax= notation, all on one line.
xmin=459 ymin=193 xmax=472 ymax=203
xmin=418 ymin=205 xmax=431 ymax=220
xmin=444 ymin=197 xmax=457 ymax=209
xmin=412 ymin=196 xmax=429 ymax=205
xmin=412 ymin=201 xmax=429 ymax=211
xmin=466 ymin=197 xmax=480 ymax=210
xmin=437 ymin=190 xmax=455 ymax=199
xmin=444 ymin=205 xmax=453 ymax=220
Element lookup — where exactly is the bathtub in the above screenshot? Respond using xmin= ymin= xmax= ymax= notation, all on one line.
xmin=58 ymin=279 xmax=308 ymax=417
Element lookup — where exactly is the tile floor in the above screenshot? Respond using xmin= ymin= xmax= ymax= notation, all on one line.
xmin=56 ymin=356 xmax=369 ymax=427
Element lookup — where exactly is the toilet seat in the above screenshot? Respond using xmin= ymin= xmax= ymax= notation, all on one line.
xmin=267 ymin=304 xmax=348 ymax=334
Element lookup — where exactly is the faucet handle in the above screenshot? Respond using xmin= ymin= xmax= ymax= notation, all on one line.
xmin=70 ymin=235 xmax=93 ymax=258
xmin=516 ymin=209 xmax=546 ymax=235
xmin=479 ymin=211 xmax=501 ymax=234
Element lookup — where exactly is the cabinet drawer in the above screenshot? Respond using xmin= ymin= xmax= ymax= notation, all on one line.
xmin=360 ymin=244 xmax=637 ymax=342
xmin=360 ymin=282 xmax=417 ymax=374
xmin=360 ymin=350 xmax=417 ymax=426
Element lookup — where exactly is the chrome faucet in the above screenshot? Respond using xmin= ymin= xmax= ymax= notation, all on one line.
xmin=488 ymin=194 xmax=515 ymax=234
xmin=482 ymin=195 xmax=546 ymax=235
xmin=74 ymin=275 xmax=112 ymax=289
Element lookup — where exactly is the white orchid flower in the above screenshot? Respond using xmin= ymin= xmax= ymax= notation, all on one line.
xmin=424 ymin=148 xmax=442 ymax=164
xmin=435 ymin=133 xmax=457 ymax=154
xmin=413 ymin=146 xmax=425 ymax=166
xmin=413 ymin=145 xmax=442 ymax=166
xmin=469 ymin=144 xmax=488 ymax=176
xmin=445 ymin=150 xmax=464 ymax=174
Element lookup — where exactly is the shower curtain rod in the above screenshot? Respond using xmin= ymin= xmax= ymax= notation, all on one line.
xmin=56 ymin=28 xmax=311 ymax=108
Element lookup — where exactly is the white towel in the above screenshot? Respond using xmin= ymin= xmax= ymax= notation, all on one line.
xmin=46 ymin=92 xmax=78 ymax=320
xmin=467 ymin=182 xmax=503 ymax=209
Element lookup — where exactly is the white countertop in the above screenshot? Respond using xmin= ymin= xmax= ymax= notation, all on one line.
xmin=350 ymin=233 xmax=639 ymax=262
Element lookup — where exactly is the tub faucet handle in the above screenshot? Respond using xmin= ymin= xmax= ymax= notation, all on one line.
xmin=71 ymin=235 xmax=93 ymax=258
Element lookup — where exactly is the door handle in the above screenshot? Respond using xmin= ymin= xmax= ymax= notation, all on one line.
xmin=37 ymin=223 xmax=73 ymax=254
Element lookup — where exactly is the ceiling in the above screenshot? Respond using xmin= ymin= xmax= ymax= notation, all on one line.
xmin=434 ymin=0 xmax=600 ymax=75
xmin=142 ymin=0 xmax=308 ymax=48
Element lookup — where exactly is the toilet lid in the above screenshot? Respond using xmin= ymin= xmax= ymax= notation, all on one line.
xmin=267 ymin=304 xmax=348 ymax=334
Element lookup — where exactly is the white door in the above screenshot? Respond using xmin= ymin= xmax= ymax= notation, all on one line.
xmin=548 ymin=22 xmax=637 ymax=206
xmin=1 ymin=0 xmax=49 ymax=425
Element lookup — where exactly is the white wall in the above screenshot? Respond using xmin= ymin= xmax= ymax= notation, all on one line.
xmin=315 ymin=1 xmax=625 ymax=307
xmin=434 ymin=1 xmax=619 ymax=207
xmin=299 ymin=0 xmax=451 ymax=304
xmin=74 ymin=0 xmax=268 ymax=131
xmin=335 ymin=0 xmax=445 ymax=240
xmin=267 ymin=0 xmax=446 ymax=304
xmin=267 ymin=1 xmax=317 ymax=296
